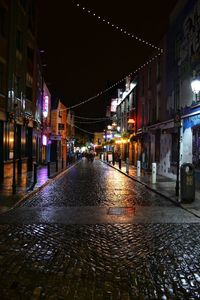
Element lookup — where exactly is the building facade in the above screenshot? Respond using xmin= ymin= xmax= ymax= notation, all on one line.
xmin=50 ymin=99 xmax=67 ymax=163
xmin=0 ymin=0 xmax=39 ymax=189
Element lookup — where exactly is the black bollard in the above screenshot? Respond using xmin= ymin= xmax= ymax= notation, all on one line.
xmin=47 ymin=161 xmax=50 ymax=178
xmin=33 ymin=162 xmax=37 ymax=184
xmin=56 ymin=159 xmax=58 ymax=172
xmin=112 ymin=154 xmax=115 ymax=166
xmin=119 ymin=158 xmax=121 ymax=170
xmin=62 ymin=157 xmax=64 ymax=169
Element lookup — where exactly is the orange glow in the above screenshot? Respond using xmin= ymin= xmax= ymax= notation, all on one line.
xmin=128 ymin=118 xmax=135 ymax=124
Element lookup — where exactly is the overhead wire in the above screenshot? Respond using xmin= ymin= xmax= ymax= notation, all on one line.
xmin=67 ymin=120 xmax=95 ymax=135
xmin=74 ymin=119 xmax=110 ymax=124
xmin=60 ymin=1 xmax=163 ymax=113
xmin=74 ymin=115 xmax=111 ymax=120
xmin=72 ymin=0 xmax=163 ymax=52
xmin=67 ymin=52 xmax=162 ymax=110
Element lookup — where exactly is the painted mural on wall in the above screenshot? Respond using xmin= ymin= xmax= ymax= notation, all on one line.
xmin=159 ymin=134 xmax=176 ymax=179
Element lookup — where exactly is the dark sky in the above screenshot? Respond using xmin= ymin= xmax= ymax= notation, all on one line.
xmin=37 ymin=0 xmax=178 ymax=132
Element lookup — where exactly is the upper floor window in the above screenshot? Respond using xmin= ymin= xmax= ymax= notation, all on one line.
xmin=15 ymin=75 xmax=21 ymax=98
xmin=26 ymin=85 xmax=32 ymax=101
xmin=16 ymin=30 xmax=23 ymax=52
xmin=20 ymin=0 xmax=26 ymax=10
xmin=27 ymin=46 xmax=34 ymax=62
xmin=0 ymin=6 xmax=7 ymax=38
xmin=0 ymin=62 xmax=4 ymax=93
xmin=175 ymin=34 xmax=181 ymax=63
xmin=28 ymin=4 xmax=36 ymax=35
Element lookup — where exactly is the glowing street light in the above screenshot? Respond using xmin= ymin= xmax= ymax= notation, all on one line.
xmin=191 ymin=79 xmax=200 ymax=94
xmin=191 ymin=78 xmax=200 ymax=101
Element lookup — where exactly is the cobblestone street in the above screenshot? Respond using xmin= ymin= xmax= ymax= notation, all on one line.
xmin=0 ymin=159 xmax=200 ymax=299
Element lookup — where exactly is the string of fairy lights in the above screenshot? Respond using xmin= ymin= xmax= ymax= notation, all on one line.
xmin=62 ymin=1 xmax=164 ymax=134
xmin=75 ymin=119 xmax=111 ymax=124
xmin=67 ymin=51 xmax=162 ymax=110
xmin=74 ymin=115 xmax=110 ymax=120
xmin=72 ymin=0 xmax=163 ymax=52
xmin=67 ymin=120 xmax=96 ymax=135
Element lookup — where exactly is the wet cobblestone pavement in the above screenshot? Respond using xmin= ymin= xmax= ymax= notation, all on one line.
xmin=0 ymin=159 xmax=200 ymax=299
xmin=19 ymin=160 xmax=175 ymax=208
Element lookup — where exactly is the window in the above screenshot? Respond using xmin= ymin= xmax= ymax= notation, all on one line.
xmin=15 ymin=75 xmax=21 ymax=98
xmin=0 ymin=6 xmax=7 ymax=38
xmin=8 ymin=123 xmax=14 ymax=160
xmin=21 ymin=126 xmax=26 ymax=158
xmin=16 ymin=30 xmax=23 ymax=52
xmin=175 ymin=35 xmax=181 ymax=63
xmin=0 ymin=63 xmax=4 ymax=93
xmin=27 ymin=46 xmax=34 ymax=61
xmin=20 ymin=0 xmax=26 ymax=10
xmin=28 ymin=4 xmax=36 ymax=35
xmin=26 ymin=86 xmax=32 ymax=101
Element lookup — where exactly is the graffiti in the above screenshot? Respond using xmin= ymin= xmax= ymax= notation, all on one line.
xmin=183 ymin=113 xmax=200 ymax=130
xmin=180 ymin=1 xmax=200 ymax=64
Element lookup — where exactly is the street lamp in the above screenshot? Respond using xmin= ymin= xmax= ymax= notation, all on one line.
xmin=191 ymin=78 xmax=200 ymax=97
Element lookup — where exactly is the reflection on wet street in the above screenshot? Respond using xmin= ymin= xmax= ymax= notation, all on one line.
xmin=21 ymin=159 xmax=174 ymax=208
xmin=0 ymin=158 xmax=200 ymax=299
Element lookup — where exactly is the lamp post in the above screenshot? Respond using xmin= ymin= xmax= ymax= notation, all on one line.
xmin=191 ymin=78 xmax=200 ymax=101
xmin=175 ymin=113 xmax=181 ymax=198
xmin=12 ymin=103 xmax=18 ymax=194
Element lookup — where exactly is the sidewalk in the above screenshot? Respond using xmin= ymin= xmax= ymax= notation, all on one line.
xmin=0 ymin=160 xmax=77 ymax=214
xmin=102 ymin=159 xmax=200 ymax=218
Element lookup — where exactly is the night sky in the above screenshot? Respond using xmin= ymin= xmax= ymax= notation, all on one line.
xmin=37 ymin=0 xmax=178 ymax=132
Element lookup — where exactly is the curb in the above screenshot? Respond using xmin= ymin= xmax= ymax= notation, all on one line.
xmin=102 ymin=160 xmax=200 ymax=219
xmin=7 ymin=160 xmax=82 ymax=212
xmin=101 ymin=160 xmax=182 ymax=206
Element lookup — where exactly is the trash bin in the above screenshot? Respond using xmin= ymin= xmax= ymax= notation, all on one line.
xmin=180 ymin=163 xmax=195 ymax=203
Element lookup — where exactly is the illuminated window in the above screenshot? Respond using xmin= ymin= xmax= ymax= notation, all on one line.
xmin=8 ymin=123 xmax=14 ymax=160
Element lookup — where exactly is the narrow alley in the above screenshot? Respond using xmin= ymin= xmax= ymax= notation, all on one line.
xmin=0 ymin=158 xmax=200 ymax=299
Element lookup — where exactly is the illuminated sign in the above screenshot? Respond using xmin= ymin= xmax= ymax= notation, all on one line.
xmin=43 ymin=96 xmax=49 ymax=117
xmin=42 ymin=135 xmax=47 ymax=146
xmin=128 ymin=118 xmax=135 ymax=124
xmin=111 ymin=98 xmax=118 ymax=112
